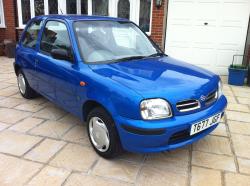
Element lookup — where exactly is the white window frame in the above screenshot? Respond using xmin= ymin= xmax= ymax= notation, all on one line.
xmin=17 ymin=0 xmax=153 ymax=35
xmin=0 ymin=0 xmax=5 ymax=28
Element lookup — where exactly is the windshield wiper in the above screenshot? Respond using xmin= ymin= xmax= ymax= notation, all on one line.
xmin=111 ymin=55 xmax=146 ymax=63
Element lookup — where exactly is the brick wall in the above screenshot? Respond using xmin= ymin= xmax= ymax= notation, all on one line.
xmin=150 ymin=0 xmax=167 ymax=49
xmin=0 ymin=0 xmax=17 ymax=42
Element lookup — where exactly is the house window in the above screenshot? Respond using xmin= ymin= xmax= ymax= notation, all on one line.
xmin=17 ymin=0 xmax=153 ymax=35
xmin=118 ymin=0 xmax=130 ymax=19
xmin=92 ymin=0 xmax=108 ymax=16
xmin=49 ymin=0 xmax=58 ymax=14
xmin=34 ymin=0 xmax=44 ymax=16
xmin=0 ymin=0 xmax=5 ymax=27
xmin=81 ymin=0 xmax=88 ymax=14
xmin=139 ymin=0 xmax=152 ymax=33
xmin=66 ymin=0 xmax=77 ymax=14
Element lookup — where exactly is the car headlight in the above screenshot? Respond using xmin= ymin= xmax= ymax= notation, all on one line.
xmin=140 ymin=99 xmax=172 ymax=120
xmin=217 ymin=80 xmax=223 ymax=98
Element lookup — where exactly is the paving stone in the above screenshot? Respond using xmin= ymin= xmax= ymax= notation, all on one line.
xmin=92 ymin=158 xmax=140 ymax=183
xmin=24 ymin=138 xmax=66 ymax=163
xmin=232 ymin=86 xmax=250 ymax=94
xmin=0 ymin=130 xmax=42 ymax=156
xmin=226 ymin=103 xmax=250 ymax=112
xmin=0 ymin=154 xmax=42 ymax=186
xmin=0 ymin=97 xmax=25 ymax=108
xmin=0 ymin=108 xmax=31 ymax=124
xmin=62 ymin=125 xmax=89 ymax=145
xmin=231 ymin=134 xmax=250 ymax=158
xmin=238 ymin=157 xmax=250 ymax=175
xmin=211 ymin=123 xmax=228 ymax=137
xmin=193 ymin=135 xmax=232 ymax=155
xmin=192 ymin=151 xmax=236 ymax=172
xmin=29 ymin=120 xmax=73 ymax=139
xmin=225 ymin=95 xmax=237 ymax=103
xmin=49 ymin=143 xmax=98 ymax=172
xmin=15 ymin=102 xmax=45 ymax=112
xmin=0 ymin=86 xmax=19 ymax=96
xmin=9 ymin=117 xmax=44 ymax=132
xmin=59 ymin=113 xmax=82 ymax=125
xmin=136 ymin=165 xmax=188 ymax=186
xmin=119 ymin=152 xmax=145 ymax=164
xmin=237 ymin=97 xmax=250 ymax=105
xmin=235 ymin=91 xmax=250 ymax=98
xmin=225 ymin=173 xmax=250 ymax=186
xmin=0 ymin=82 xmax=11 ymax=89
xmin=223 ymin=90 xmax=234 ymax=96
xmin=228 ymin=120 xmax=250 ymax=135
xmin=145 ymin=149 xmax=189 ymax=174
xmin=65 ymin=173 xmax=132 ymax=186
xmin=27 ymin=166 xmax=70 ymax=186
xmin=226 ymin=111 xmax=250 ymax=123
xmin=191 ymin=166 xmax=222 ymax=186
xmin=33 ymin=106 xmax=67 ymax=120
xmin=0 ymin=122 xmax=9 ymax=131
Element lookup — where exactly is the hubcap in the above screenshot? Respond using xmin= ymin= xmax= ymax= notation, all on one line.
xmin=89 ymin=117 xmax=110 ymax=152
xmin=17 ymin=73 xmax=26 ymax=94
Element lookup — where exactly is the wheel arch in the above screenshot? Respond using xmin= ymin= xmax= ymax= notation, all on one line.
xmin=14 ymin=63 xmax=21 ymax=76
xmin=82 ymin=100 xmax=113 ymax=122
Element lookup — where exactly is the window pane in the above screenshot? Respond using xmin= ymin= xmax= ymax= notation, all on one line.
xmin=92 ymin=0 xmax=108 ymax=16
xmin=22 ymin=20 xmax=43 ymax=48
xmin=34 ymin=0 xmax=44 ymax=16
xmin=67 ymin=0 xmax=77 ymax=14
xmin=21 ymin=0 xmax=31 ymax=24
xmin=40 ymin=21 xmax=71 ymax=56
xmin=81 ymin=0 xmax=88 ymax=14
xmin=139 ymin=0 xmax=152 ymax=32
xmin=118 ymin=0 xmax=130 ymax=19
xmin=49 ymin=0 xmax=58 ymax=14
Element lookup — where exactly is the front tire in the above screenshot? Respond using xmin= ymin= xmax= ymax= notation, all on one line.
xmin=87 ymin=107 xmax=122 ymax=158
xmin=17 ymin=70 xmax=37 ymax=99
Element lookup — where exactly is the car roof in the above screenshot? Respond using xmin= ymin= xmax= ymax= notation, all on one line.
xmin=35 ymin=14 xmax=129 ymax=22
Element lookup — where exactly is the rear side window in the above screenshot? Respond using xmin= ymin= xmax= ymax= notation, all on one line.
xmin=22 ymin=20 xmax=43 ymax=49
xmin=40 ymin=21 xmax=71 ymax=55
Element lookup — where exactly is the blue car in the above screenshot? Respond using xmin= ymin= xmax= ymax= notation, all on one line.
xmin=14 ymin=15 xmax=227 ymax=158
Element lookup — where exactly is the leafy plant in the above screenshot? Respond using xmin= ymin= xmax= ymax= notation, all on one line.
xmin=229 ymin=64 xmax=248 ymax=70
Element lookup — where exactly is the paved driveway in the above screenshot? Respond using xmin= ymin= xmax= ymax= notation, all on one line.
xmin=0 ymin=57 xmax=250 ymax=186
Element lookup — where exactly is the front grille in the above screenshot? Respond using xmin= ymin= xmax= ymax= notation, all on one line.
xmin=205 ymin=90 xmax=218 ymax=105
xmin=176 ymin=99 xmax=200 ymax=112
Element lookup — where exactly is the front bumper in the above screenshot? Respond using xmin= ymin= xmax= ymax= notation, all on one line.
xmin=114 ymin=95 xmax=227 ymax=153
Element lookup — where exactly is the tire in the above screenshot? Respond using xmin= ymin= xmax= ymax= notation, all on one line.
xmin=87 ymin=107 xmax=122 ymax=158
xmin=17 ymin=70 xmax=37 ymax=99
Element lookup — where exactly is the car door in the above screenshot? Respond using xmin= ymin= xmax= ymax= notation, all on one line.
xmin=16 ymin=19 xmax=43 ymax=90
xmin=36 ymin=20 xmax=80 ymax=114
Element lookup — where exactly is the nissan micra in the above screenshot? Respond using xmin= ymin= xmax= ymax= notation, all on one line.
xmin=14 ymin=15 xmax=227 ymax=158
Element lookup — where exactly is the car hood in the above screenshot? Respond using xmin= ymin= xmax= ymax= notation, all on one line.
xmin=88 ymin=56 xmax=219 ymax=104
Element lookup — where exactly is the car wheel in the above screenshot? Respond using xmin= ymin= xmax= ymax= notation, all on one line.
xmin=17 ymin=70 xmax=37 ymax=99
xmin=87 ymin=107 xmax=122 ymax=158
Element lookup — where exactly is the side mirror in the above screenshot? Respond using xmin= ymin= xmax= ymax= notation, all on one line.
xmin=51 ymin=49 xmax=73 ymax=62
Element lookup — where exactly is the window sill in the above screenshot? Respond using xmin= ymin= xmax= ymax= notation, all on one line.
xmin=0 ymin=25 xmax=6 ymax=28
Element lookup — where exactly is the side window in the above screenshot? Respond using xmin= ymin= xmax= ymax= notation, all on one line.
xmin=22 ymin=20 xmax=43 ymax=49
xmin=40 ymin=21 xmax=72 ymax=57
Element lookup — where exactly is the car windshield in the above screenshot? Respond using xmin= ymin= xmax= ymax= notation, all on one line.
xmin=74 ymin=20 xmax=160 ymax=63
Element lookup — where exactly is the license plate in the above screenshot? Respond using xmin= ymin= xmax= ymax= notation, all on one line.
xmin=190 ymin=112 xmax=222 ymax=135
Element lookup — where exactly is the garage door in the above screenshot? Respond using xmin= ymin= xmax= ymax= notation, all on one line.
xmin=165 ymin=0 xmax=250 ymax=75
